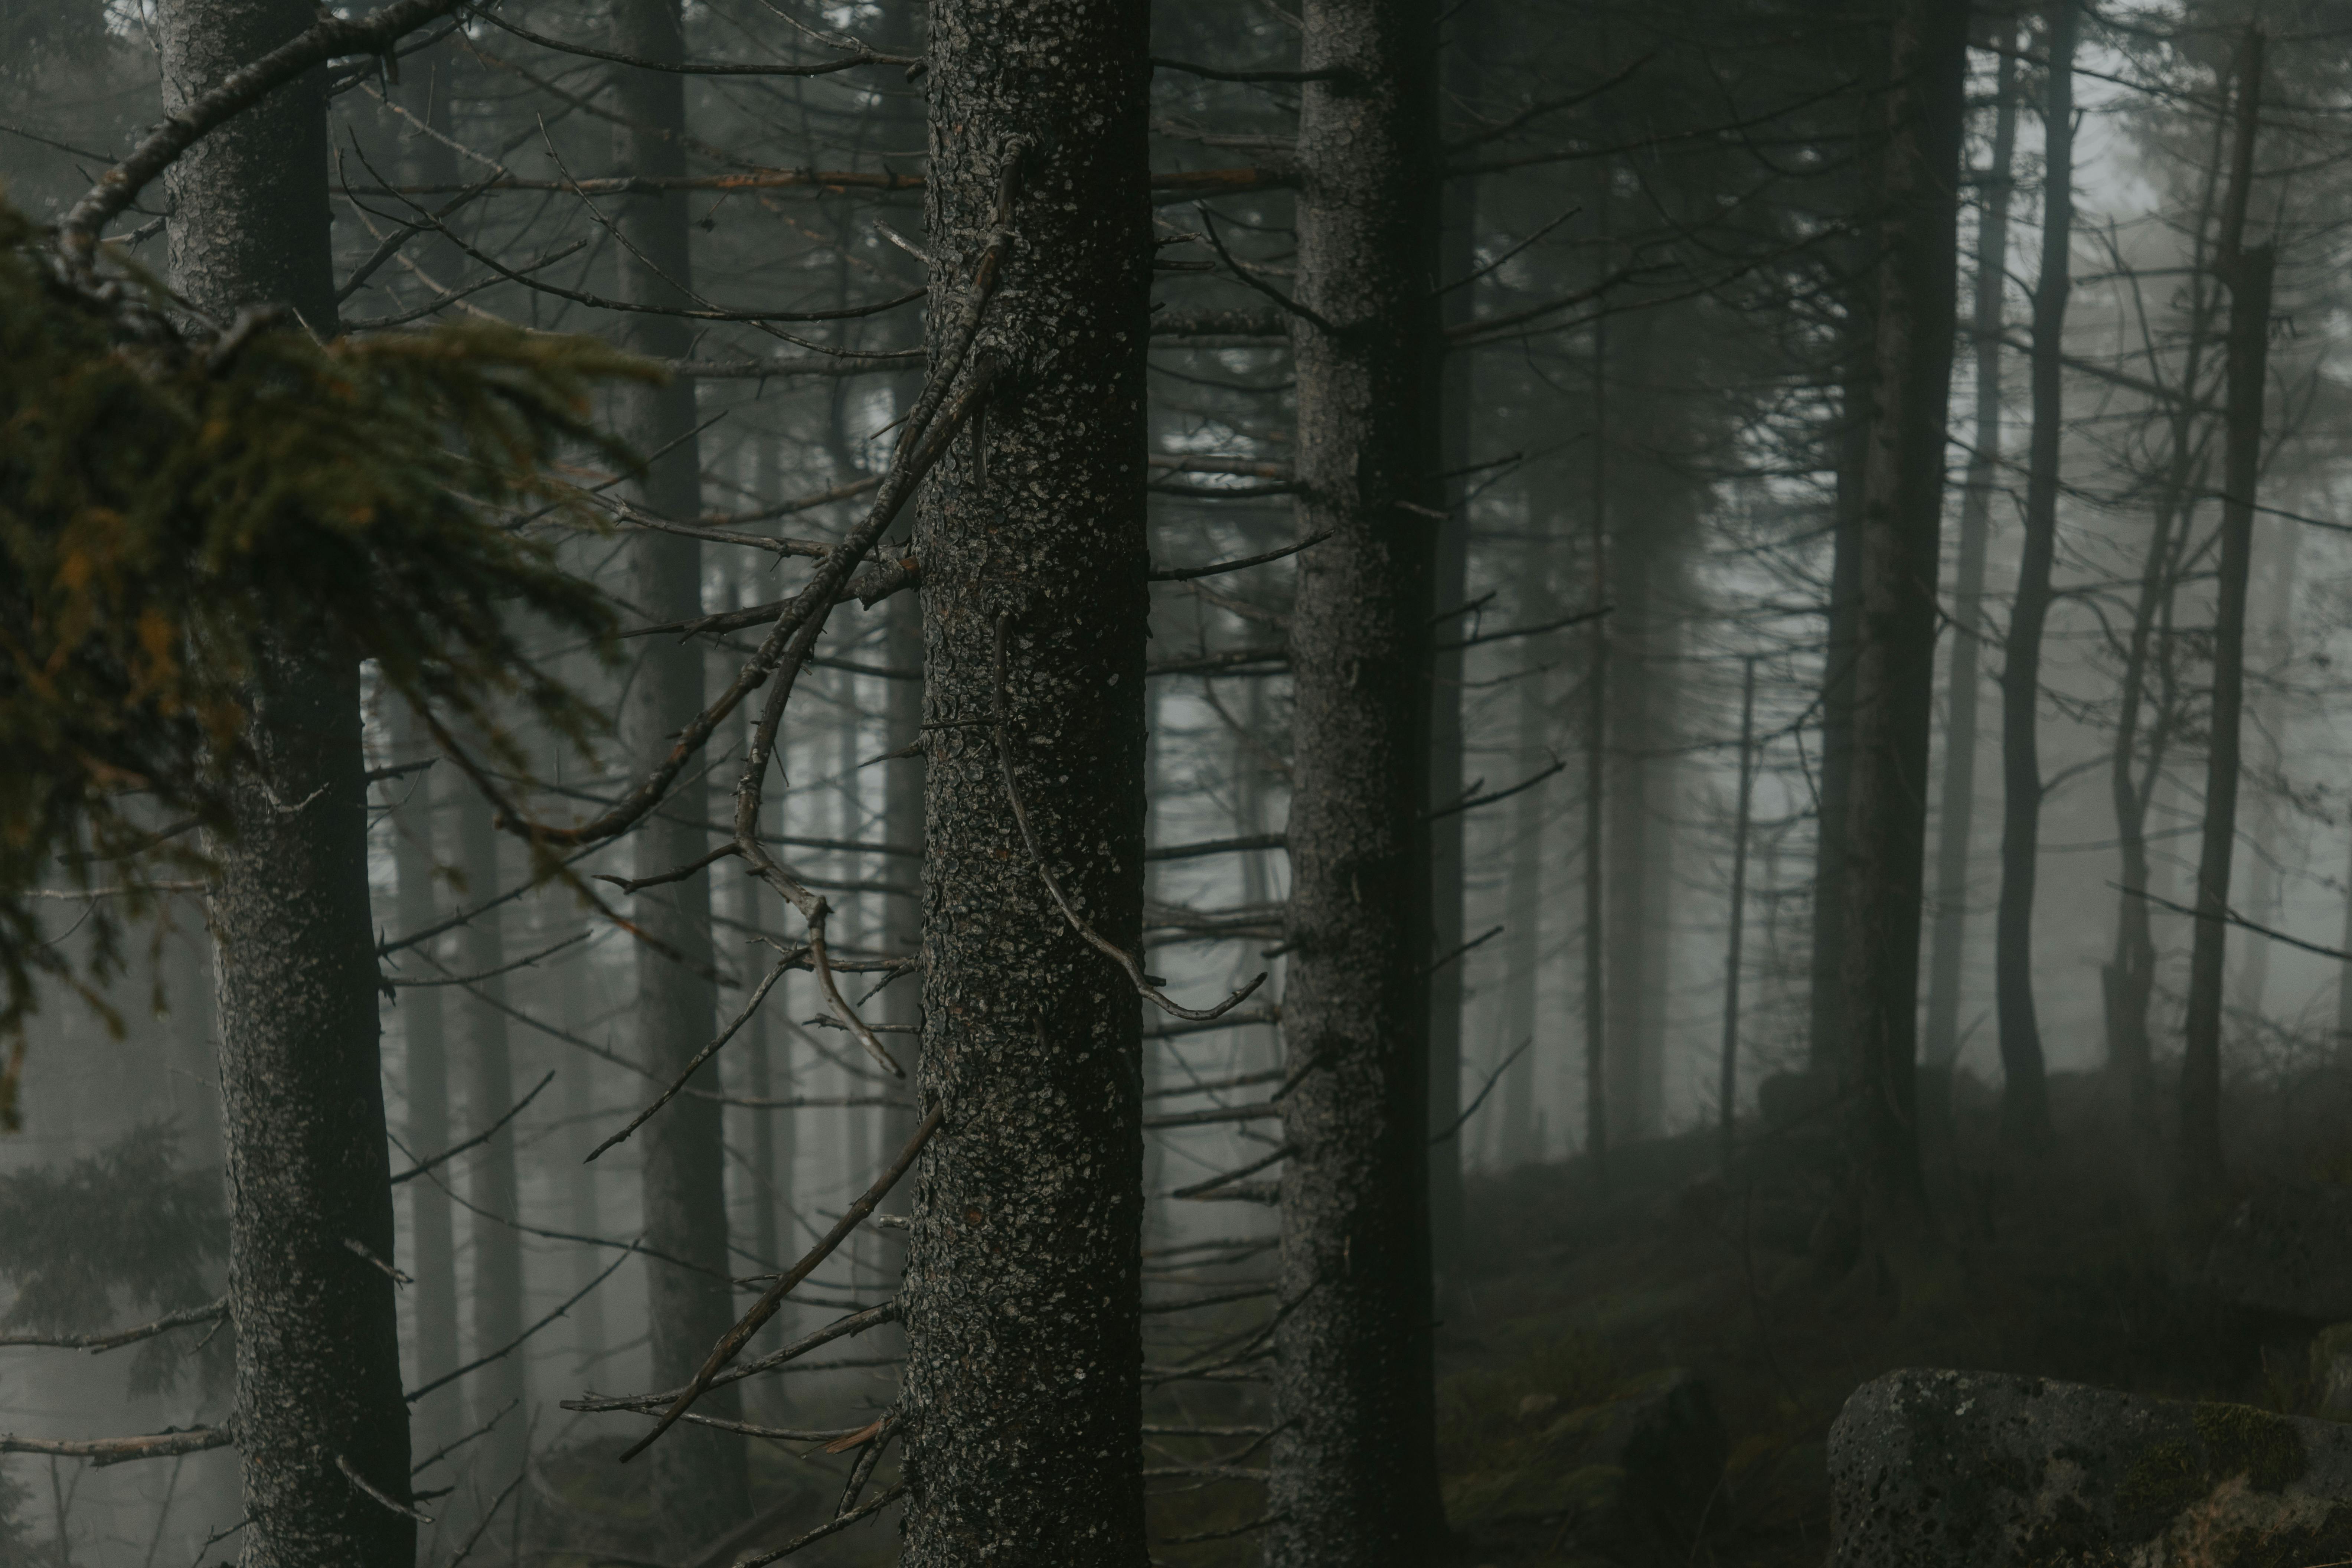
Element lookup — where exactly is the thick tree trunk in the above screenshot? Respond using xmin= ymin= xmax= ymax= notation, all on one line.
xmin=390 ymin=708 xmax=461 ymax=1455
xmin=161 ymin=0 xmax=414 ymax=1559
xmin=1268 ymin=0 xmax=1445 ymax=1561
xmin=1920 ymin=26 xmax=2018 ymax=1110
xmin=1840 ymin=0 xmax=1968 ymax=1236
xmin=604 ymin=0 xmax=748 ymax=1532
xmin=1992 ymin=0 xmax=2074 ymax=1151
xmin=896 ymin=0 xmax=1150 ymax=1558
xmin=2181 ymin=29 xmax=2273 ymax=1196
xmin=454 ymin=791 xmax=526 ymax=1482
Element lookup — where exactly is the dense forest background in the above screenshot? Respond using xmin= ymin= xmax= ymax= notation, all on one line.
xmin=4 ymin=0 xmax=2352 ymax=1563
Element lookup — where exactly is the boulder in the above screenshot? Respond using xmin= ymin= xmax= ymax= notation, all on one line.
xmin=1447 ymin=1368 xmax=1727 ymax=1565
xmin=2204 ymin=1185 xmax=2352 ymax=1319
xmin=1829 ymin=1368 xmax=2352 ymax=1566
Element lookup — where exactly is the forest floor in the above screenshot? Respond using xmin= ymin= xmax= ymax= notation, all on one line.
xmin=1431 ymin=1062 xmax=2352 ymax=1567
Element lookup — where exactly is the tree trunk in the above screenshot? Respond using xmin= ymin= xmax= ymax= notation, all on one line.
xmin=454 ymin=790 xmax=526 ymax=1483
xmin=1840 ymin=0 xmax=1969 ymax=1237
xmin=2181 ymin=28 xmax=2273 ymax=1196
xmin=1992 ymin=0 xmax=2074 ymax=1152
xmin=604 ymin=0 xmax=749 ymax=1533
xmin=161 ymin=0 xmax=414 ymax=1558
xmin=1268 ymin=0 xmax=1445 ymax=1560
xmin=1720 ymin=657 xmax=1758 ymax=1167
xmin=1921 ymin=22 xmax=2018 ymax=1114
xmin=896 ymin=0 xmax=1150 ymax=1557
xmin=390 ymin=707 xmax=461 ymax=1455
xmin=1497 ymin=639 xmax=1548 ymax=1169
xmin=1811 ymin=323 xmax=1868 ymax=1086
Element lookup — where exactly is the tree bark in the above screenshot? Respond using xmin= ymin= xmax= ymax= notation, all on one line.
xmin=1992 ymin=0 xmax=2074 ymax=1152
xmin=1920 ymin=23 xmax=2018 ymax=1111
xmin=1840 ymin=0 xmax=1968 ymax=1236
xmin=389 ymin=707 xmax=461 ymax=1455
xmin=2181 ymin=27 xmax=2273 ymax=1196
xmin=161 ymin=0 xmax=414 ymax=1557
xmin=604 ymin=0 xmax=748 ymax=1533
xmin=896 ymin=0 xmax=1150 ymax=1558
xmin=1268 ymin=0 xmax=1446 ymax=1560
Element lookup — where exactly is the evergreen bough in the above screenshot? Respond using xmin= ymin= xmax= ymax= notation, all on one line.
xmin=0 ymin=199 xmax=653 ymax=1117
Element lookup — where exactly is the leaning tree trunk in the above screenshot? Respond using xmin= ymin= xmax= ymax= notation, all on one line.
xmin=1840 ymin=0 xmax=1968 ymax=1239
xmin=1920 ymin=22 xmax=2017 ymax=1115
xmin=896 ymin=0 xmax=1151 ymax=1558
xmin=163 ymin=0 xmax=413 ymax=1554
xmin=1991 ymin=0 xmax=2074 ymax=1152
xmin=1268 ymin=0 xmax=1446 ymax=1561
xmin=2182 ymin=28 xmax=2273 ymax=1196
xmin=605 ymin=0 xmax=749 ymax=1535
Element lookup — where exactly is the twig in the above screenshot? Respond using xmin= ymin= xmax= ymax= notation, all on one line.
xmin=732 ymin=1482 xmax=906 ymax=1567
xmin=443 ymin=1464 xmax=524 ymax=1568
xmin=1149 ymin=530 xmax=1329 ymax=582
xmin=563 ymin=1301 xmax=898 ymax=1412
xmin=1429 ymin=1038 xmax=1532 ymax=1145
xmin=0 ymin=1297 xmax=226 ymax=1352
xmin=0 ymin=1428 xmax=231 ymax=1467
xmin=384 ymin=931 xmax=590 ymax=989
xmin=616 ymin=1112 xmax=942 ymax=1461
xmin=389 ymin=1072 xmax=555 ymax=1185
xmin=404 ymin=1248 xmax=630 ymax=1404
xmin=339 ymin=1454 xmax=432 ymax=1523
xmin=586 ymin=960 xmax=796 ymax=1161
xmin=992 ymin=615 xmax=1265 ymax=1022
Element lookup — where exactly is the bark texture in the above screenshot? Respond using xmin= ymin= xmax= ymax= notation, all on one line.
xmin=162 ymin=0 xmax=415 ymax=1558
xmin=1268 ymin=0 xmax=1446 ymax=1560
xmin=606 ymin=0 xmax=748 ymax=1531
xmin=1839 ymin=0 xmax=1967 ymax=1232
xmin=1991 ymin=0 xmax=2072 ymax=1152
xmin=897 ymin=0 xmax=1150 ymax=1559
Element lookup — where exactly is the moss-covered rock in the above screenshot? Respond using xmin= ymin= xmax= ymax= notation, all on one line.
xmin=1829 ymin=1369 xmax=2352 ymax=1566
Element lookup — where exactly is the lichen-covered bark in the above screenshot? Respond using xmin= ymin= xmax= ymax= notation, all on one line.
xmin=1268 ymin=0 xmax=1445 ymax=1562
xmin=898 ymin=0 xmax=1149 ymax=1558
xmin=605 ymin=0 xmax=749 ymax=1532
xmin=161 ymin=0 xmax=414 ymax=1559
xmin=1839 ymin=0 xmax=1967 ymax=1230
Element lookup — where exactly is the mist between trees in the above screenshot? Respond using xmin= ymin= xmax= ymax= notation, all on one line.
xmin=3 ymin=0 xmax=2352 ymax=1565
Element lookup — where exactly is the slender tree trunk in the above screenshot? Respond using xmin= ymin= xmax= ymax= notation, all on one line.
xmin=1583 ymin=235 xmax=1611 ymax=1177
xmin=896 ymin=0 xmax=1150 ymax=1556
xmin=1992 ymin=0 xmax=2074 ymax=1151
xmin=2182 ymin=27 xmax=2274 ymax=1196
xmin=1921 ymin=26 xmax=2018 ymax=1111
xmin=454 ymin=791 xmax=525 ymax=1481
xmin=560 ymin=998 xmax=609 ymax=1375
xmin=390 ymin=708 xmax=461 ymax=1454
xmin=1269 ymin=0 xmax=1445 ymax=1560
xmin=1720 ymin=657 xmax=1758 ymax=1167
xmin=604 ymin=0 xmax=749 ymax=1532
xmin=2338 ymin=824 xmax=2352 ymax=1048
xmin=162 ymin=0 xmax=414 ymax=1558
xmin=1812 ymin=323 xmax=1868 ymax=1086
xmin=1497 ymin=634 xmax=1548 ymax=1168
xmin=1841 ymin=0 xmax=1968 ymax=1237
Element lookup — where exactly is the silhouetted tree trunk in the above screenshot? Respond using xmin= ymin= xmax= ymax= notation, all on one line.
xmin=1992 ymin=0 xmax=2073 ymax=1151
xmin=896 ymin=0 xmax=1150 ymax=1556
xmin=1841 ymin=0 xmax=1968 ymax=1235
xmin=390 ymin=707 xmax=461 ymax=1454
xmin=1269 ymin=0 xmax=1445 ymax=1560
xmin=1497 ymin=619 xmax=1549 ymax=1167
xmin=605 ymin=0 xmax=749 ymax=1535
xmin=163 ymin=0 xmax=414 ymax=1557
xmin=1720 ymin=656 xmax=1758 ymax=1167
xmin=2182 ymin=27 xmax=2273 ymax=1195
xmin=1921 ymin=19 xmax=2018 ymax=1114
xmin=1811 ymin=320 xmax=1867 ymax=1085
xmin=454 ymin=790 xmax=525 ymax=1480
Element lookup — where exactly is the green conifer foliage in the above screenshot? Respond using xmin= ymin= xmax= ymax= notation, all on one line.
xmin=0 ymin=201 xmax=654 ymax=1115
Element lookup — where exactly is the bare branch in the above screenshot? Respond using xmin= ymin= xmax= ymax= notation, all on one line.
xmin=0 ymin=1427 xmax=231 ymax=1468
xmin=389 ymin=1071 xmax=555 ymax=1185
xmin=586 ymin=958 xmax=797 ymax=1160
xmin=0 ymin=1297 xmax=225 ymax=1352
